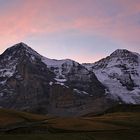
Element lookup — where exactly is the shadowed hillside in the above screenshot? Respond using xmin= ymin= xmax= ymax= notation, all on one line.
xmin=0 ymin=105 xmax=140 ymax=139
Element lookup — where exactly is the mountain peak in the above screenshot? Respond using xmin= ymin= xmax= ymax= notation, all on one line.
xmin=1 ymin=42 xmax=41 ymax=60
xmin=15 ymin=42 xmax=29 ymax=48
xmin=110 ymin=49 xmax=131 ymax=57
xmin=8 ymin=42 xmax=34 ymax=52
xmin=109 ymin=49 xmax=139 ymax=62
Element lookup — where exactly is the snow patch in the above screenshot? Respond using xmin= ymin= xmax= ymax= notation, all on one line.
xmin=54 ymin=78 xmax=67 ymax=82
xmin=73 ymin=89 xmax=89 ymax=95
xmin=49 ymin=82 xmax=53 ymax=86
xmin=0 ymin=93 xmax=4 ymax=97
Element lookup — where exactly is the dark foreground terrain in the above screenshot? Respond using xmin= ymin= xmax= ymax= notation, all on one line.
xmin=0 ymin=105 xmax=140 ymax=140
xmin=0 ymin=130 xmax=139 ymax=140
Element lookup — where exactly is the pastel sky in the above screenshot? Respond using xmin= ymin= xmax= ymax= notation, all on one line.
xmin=0 ymin=0 xmax=140 ymax=63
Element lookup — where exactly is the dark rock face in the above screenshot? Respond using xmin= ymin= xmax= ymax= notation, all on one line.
xmin=48 ymin=84 xmax=110 ymax=116
xmin=65 ymin=64 xmax=105 ymax=97
xmin=0 ymin=43 xmax=107 ymax=116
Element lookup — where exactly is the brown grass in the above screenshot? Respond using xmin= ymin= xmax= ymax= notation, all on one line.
xmin=0 ymin=108 xmax=48 ymax=127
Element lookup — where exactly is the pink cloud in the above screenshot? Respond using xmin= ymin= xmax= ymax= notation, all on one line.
xmin=0 ymin=0 xmax=45 ymax=51
xmin=0 ymin=0 xmax=140 ymax=53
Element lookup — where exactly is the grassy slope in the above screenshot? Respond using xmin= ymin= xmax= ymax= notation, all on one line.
xmin=0 ymin=105 xmax=140 ymax=140
xmin=0 ymin=108 xmax=49 ymax=128
xmin=48 ymin=112 xmax=140 ymax=131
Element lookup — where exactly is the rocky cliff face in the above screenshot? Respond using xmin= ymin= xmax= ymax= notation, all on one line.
xmin=0 ymin=43 xmax=55 ymax=113
xmin=0 ymin=43 xmax=107 ymax=116
xmin=42 ymin=57 xmax=105 ymax=97
xmin=48 ymin=84 xmax=110 ymax=116
xmin=83 ymin=49 xmax=140 ymax=104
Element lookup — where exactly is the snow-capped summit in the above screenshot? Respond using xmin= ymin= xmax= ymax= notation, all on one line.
xmin=0 ymin=43 xmax=43 ymax=80
xmin=83 ymin=49 xmax=140 ymax=104
xmin=42 ymin=57 xmax=79 ymax=79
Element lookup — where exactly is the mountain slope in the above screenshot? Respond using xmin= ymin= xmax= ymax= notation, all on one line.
xmin=83 ymin=49 xmax=140 ymax=104
xmin=0 ymin=43 xmax=107 ymax=116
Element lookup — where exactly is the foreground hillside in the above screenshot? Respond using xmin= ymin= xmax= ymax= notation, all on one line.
xmin=0 ymin=105 xmax=140 ymax=140
xmin=0 ymin=130 xmax=140 ymax=140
